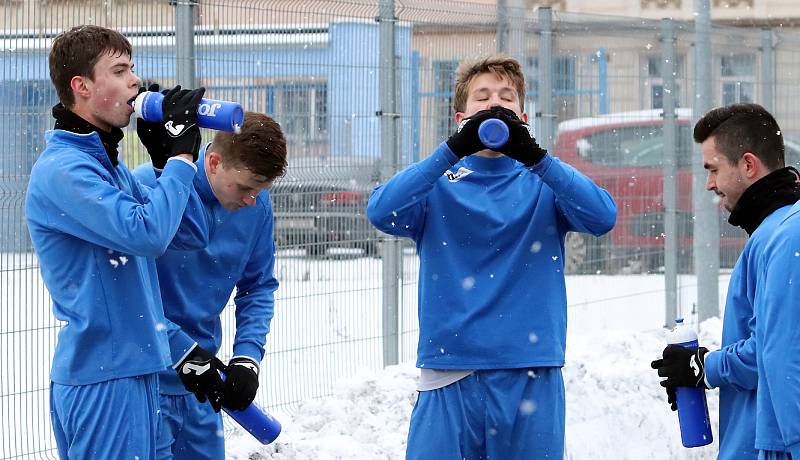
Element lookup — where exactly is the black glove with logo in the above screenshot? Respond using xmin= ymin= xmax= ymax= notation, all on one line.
xmin=222 ymin=357 xmax=260 ymax=411
xmin=445 ymin=108 xmax=497 ymax=159
xmin=175 ymin=345 xmax=226 ymax=412
xmin=651 ymin=344 xmax=710 ymax=390
xmin=161 ymin=85 xmax=205 ymax=161
xmin=490 ymin=106 xmax=547 ymax=166
xmin=136 ymin=84 xmax=171 ymax=169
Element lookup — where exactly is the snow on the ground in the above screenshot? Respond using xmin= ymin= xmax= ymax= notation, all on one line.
xmin=227 ymin=318 xmax=724 ymax=460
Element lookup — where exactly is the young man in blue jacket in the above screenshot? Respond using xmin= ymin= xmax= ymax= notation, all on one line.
xmin=651 ymin=103 xmax=800 ymax=459
xmin=26 ymin=26 xmax=211 ymax=459
xmin=134 ymin=111 xmax=287 ymax=459
xmin=367 ymin=55 xmax=617 ymax=459
xmin=752 ymin=141 xmax=800 ymax=456
xmin=755 ymin=191 xmax=800 ymax=460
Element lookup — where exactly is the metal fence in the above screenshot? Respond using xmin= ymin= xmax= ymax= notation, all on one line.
xmin=3 ymin=0 xmax=800 ymax=457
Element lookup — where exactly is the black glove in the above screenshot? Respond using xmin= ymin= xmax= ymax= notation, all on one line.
xmin=136 ymin=84 xmax=171 ymax=169
xmin=665 ymin=386 xmax=677 ymax=411
xmin=222 ymin=357 xmax=260 ymax=411
xmin=490 ymin=106 xmax=547 ymax=166
xmin=651 ymin=344 xmax=710 ymax=390
xmin=175 ymin=345 xmax=226 ymax=412
xmin=445 ymin=108 xmax=497 ymax=158
xmin=161 ymin=85 xmax=205 ymax=161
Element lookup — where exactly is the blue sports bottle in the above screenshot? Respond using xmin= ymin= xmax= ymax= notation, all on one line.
xmin=132 ymin=91 xmax=244 ymax=132
xmin=223 ymin=401 xmax=282 ymax=445
xmin=219 ymin=372 xmax=282 ymax=444
xmin=667 ymin=318 xmax=713 ymax=448
xmin=478 ymin=118 xmax=510 ymax=149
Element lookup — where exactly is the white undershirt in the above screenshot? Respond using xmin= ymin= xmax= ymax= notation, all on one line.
xmin=418 ymin=369 xmax=474 ymax=391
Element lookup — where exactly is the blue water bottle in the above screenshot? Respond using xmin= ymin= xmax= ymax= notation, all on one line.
xmin=219 ymin=372 xmax=282 ymax=444
xmin=478 ymin=118 xmax=509 ymax=149
xmin=132 ymin=91 xmax=244 ymax=132
xmin=223 ymin=401 xmax=282 ymax=445
xmin=667 ymin=318 xmax=713 ymax=448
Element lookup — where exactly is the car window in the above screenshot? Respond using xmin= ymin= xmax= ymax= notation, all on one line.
xmin=576 ymin=124 xmax=692 ymax=168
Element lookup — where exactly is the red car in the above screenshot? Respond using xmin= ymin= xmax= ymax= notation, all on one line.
xmin=554 ymin=109 xmax=800 ymax=273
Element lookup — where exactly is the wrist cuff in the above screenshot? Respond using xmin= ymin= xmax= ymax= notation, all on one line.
xmin=173 ymin=342 xmax=199 ymax=369
xmin=167 ymin=156 xmax=198 ymax=171
xmin=231 ymin=355 xmax=260 ymax=375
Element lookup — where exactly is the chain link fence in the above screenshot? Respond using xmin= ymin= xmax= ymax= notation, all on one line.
xmin=3 ymin=0 xmax=800 ymax=457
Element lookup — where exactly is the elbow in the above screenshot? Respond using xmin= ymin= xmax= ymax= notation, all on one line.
xmin=136 ymin=227 xmax=175 ymax=257
xmin=366 ymin=199 xmax=384 ymax=229
xmin=593 ymin=201 xmax=617 ymax=236
xmin=151 ymin=237 xmax=172 ymax=257
xmin=366 ymin=202 xmax=396 ymax=234
xmin=137 ymin=239 xmax=170 ymax=258
xmin=598 ymin=210 xmax=617 ymax=236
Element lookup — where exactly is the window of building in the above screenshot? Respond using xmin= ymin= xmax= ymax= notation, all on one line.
xmin=525 ymin=55 xmax=577 ymax=95
xmin=432 ymin=60 xmax=458 ymax=141
xmin=201 ymin=80 xmax=328 ymax=157
xmin=265 ymin=82 xmax=328 ymax=157
xmin=645 ymin=54 xmax=685 ymax=109
xmin=526 ymin=55 xmax=577 ymax=119
xmin=720 ymin=53 xmax=755 ymax=105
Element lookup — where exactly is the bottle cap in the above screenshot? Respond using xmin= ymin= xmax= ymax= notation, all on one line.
xmin=478 ymin=118 xmax=509 ymax=149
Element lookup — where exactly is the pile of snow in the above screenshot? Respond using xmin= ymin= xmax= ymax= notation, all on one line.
xmin=228 ymin=319 xmax=724 ymax=460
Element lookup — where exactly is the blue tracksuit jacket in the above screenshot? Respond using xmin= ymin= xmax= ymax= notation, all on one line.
xmin=25 ymin=130 xmax=208 ymax=386
xmin=754 ymin=200 xmax=800 ymax=456
xmin=704 ymin=205 xmax=793 ymax=460
xmin=367 ymin=143 xmax=616 ymax=369
xmin=134 ymin=151 xmax=278 ymax=394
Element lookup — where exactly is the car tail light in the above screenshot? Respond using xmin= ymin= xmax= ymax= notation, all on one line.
xmin=322 ymin=191 xmax=364 ymax=205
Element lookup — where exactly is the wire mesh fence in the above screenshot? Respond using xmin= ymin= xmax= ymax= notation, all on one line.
xmin=3 ymin=0 xmax=800 ymax=457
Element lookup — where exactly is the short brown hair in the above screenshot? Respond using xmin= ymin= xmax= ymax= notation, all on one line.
xmin=210 ymin=112 xmax=287 ymax=182
xmin=453 ymin=55 xmax=526 ymax=113
xmin=49 ymin=25 xmax=133 ymax=108
xmin=694 ymin=103 xmax=785 ymax=171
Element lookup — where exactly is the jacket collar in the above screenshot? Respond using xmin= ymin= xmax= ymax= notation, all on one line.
xmin=44 ymin=129 xmax=117 ymax=173
xmin=52 ymin=103 xmax=124 ymax=166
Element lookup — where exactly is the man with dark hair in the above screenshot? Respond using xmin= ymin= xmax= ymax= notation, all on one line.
xmin=652 ymin=103 xmax=800 ymax=460
xmin=134 ymin=111 xmax=287 ymax=459
xmin=367 ymin=54 xmax=616 ymax=459
xmin=26 ymin=25 xmax=209 ymax=459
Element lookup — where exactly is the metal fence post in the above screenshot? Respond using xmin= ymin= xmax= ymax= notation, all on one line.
xmin=378 ymin=0 xmax=400 ymax=367
xmin=174 ymin=0 xmax=197 ymax=88
xmin=661 ymin=18 xmax=679 ymax=328
xmin=496 ymin=0 xmax=525 ymax=62
xmin=538 ymin=7 xmax=555 ymax=152
xmin=761 ymin=28 xmax=774 ymax=111
xmin=693 ymin=0 xmax=719 ymax=323
xmin=496 ymin=0 xmax=509 ymax=53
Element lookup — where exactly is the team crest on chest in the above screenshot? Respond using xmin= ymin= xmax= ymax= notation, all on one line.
xmin=444 ymin=167 xmax=474 ymax=183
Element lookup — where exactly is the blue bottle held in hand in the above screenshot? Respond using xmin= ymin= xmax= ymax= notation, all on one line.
xmin=478 ymin=118 xmax=509 ymax=150
xmin=668 ymin=318 xmax=713 ymax=448
xmin=223 ymin=402 xmax=282 ymax=445
xmin=133 ymin=91 xmax=244 ymax=133
xmin=219 ymin=372 xmax=282 ymax=444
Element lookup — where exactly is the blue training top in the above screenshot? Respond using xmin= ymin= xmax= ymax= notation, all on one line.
xmin=754 ymin=200 xmax=800 ymax=456
xmin=367 ymin=143 xmax=616 ymax=369
xmin=704 ymin=205 xmax=793 ymax=460
xmin=26 ymin=130 xmax=208 ymax=385
xmin=134 ymin=148 xmax=278 ymax=395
